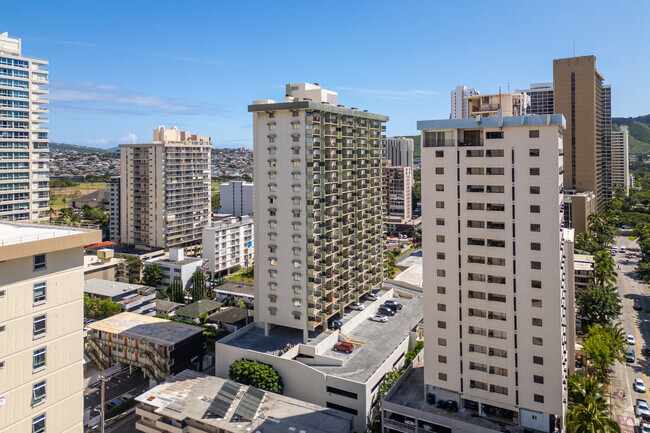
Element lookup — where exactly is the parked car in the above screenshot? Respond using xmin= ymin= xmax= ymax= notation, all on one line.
xmin=106 ymin=398 xmax=123 ymax=410
xmin=333 ymin=342 xmax=354 ymax=353
xmin=635 ymin=299 xmax=643 ymax=311
xmin=642 ymin=422 xmax=650 ymax=433
xmin=378 ymin=305 xmax=395 ymax=316
xmin=365 ymin=293 xmax=379 ymax=301
xmin=120 ymin=393 xmax=135 ymax=402
xmin=384 ymin=300 xmax=403 ymax=310
xmin=635 ymin=378 xmax=646 ymax=393
xmin=370 ymin=314 xmax=388 ymax=323
xmin=349 ymin=302 xmax=365 ymax=311
xmin=621 ymin=246 xmax=626 ymax=253
xmin=636 ymin=399 xmax=650 ymax=419
xmin=629 ymin=334 xmax=637 ymax=345
xmin=626 ymin=348 xmax=636 ymax=363
xmin=328 ymin=319 xmax=343 ymax=330
xmin=643 ymin=345 xmax=650 ymax=356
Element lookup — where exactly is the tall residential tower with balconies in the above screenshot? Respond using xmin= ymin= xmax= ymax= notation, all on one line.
xmin=250 ymin=83 xmax=387 ymax=342
xmin=0 ymin=33 xmax=50 ymax=222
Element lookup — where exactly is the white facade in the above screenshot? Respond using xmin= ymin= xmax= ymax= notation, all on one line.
xmin=203 ymin=215 xmax=253 ymax=275
xmin=418 ymin=113 xmax=571 ymax=432
xmin=146 ymin=248 xmax=204 ymax=290
xmin=611 ymin=125 xmax=630 ymax=194
xmin=385 ymin=165 xmax=413 ymax=226
xmin=450 ymin=85 xmax=479 ymax=119
xmin=386 ymin=137 xmax=414 ymax=171
xmin=0 ymin=33 xmax=50 ymax=222
xmin=108 ymin=176 xmax=120 ymax=242
xmin=219 ymin=181 xmax=254 ymax=217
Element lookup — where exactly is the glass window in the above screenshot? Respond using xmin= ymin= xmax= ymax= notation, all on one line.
xmin=32 ymin=381 xmax=46 ymax=405
xmin=32 ymin=414 xmax=45 ymax=433
xmin=33 ymin=283 xmax=46 ymax=304
xmin=33 ymin=315 xmax=46 ymax=337
xmin=34 ymin=254 xmax=46 ymax=271
xmin=33 ymin=348 xmax=46 ymax=369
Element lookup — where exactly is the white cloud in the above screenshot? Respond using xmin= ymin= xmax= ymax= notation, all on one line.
xmin=119 ymin=132 xmax=138 ymax=143
xmin=336 ymin=86 xmax=440 ymax=100
xmin=85 ymin=136 xmax=108 ymax=146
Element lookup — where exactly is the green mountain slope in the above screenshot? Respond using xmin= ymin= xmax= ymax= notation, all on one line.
xmin=50 ymin=142 xmax=111 ymax=154
xmin=613 ymin=115 xmax=650 ymax=155
xmin=403 ymin=135 xmax=420 ymax=157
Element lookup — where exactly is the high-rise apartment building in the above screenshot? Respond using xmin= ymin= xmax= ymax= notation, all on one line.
xmin=220 ymin=180 xmax=254 ymax=217
xmin=118 ymin=126 xmax=211 ymax=250
xmin=415 ymin=112 xmax=572 ymax=432
xmin=0 ymin=222 xmax=101 ymax=433
xmin=386 ymin=137 xmax=414 ymax=170
xmin=384 ymin=163 xmax=412 ymax=229
xmin=451 ymin=85 xmax=480 ymax=119
xmin=0 ymin=33 xmax=50 ymax=222
xmin=554 ymin=55 xmax=612 ymax=211
xmin=516 ymin=83 xmax=554 ymax=115
xmin=611 ymin=125 xmax=630 ymax=194
xmin=108 ymin=176 xmax=120 ymax=242
xmin=251 ymin=83 xmax=387 ymax=341
xmin=203 ymin=215 xmax=254 ymax=275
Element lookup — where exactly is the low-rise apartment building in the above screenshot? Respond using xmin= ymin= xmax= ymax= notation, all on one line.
xmin=85 ymin=312 xmax=206 ymax=383
xmin=203 ymin=215 xmax=254 ymax=276
xmin=145 ymin=247 xmax=205 ymax=290
xmin=213 ymin=281 xmax=255 ymax=308
xmin=173 ymin=299 xmax=222 ymax=323
xmin=84 ymin=278 xmax=156 ymax=316
xmin=135 ymin=369 xmax=354 ymax=433
xmin=0 ymin=221 xmax=101 ymax=433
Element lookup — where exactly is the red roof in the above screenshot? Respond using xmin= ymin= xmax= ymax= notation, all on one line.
xmin=84 ymin=241 xmax=116 ymax=251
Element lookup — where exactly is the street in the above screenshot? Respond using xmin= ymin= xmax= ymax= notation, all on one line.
xmin=609 ymin=235 xmax=649 ymax=433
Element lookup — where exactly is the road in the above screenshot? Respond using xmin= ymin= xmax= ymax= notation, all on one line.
xmin=609 ymin=235 xmax=649 ymax=433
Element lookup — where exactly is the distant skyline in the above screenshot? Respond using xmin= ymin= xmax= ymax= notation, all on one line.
xmin=5 ymin=0 xmax=650 ymax=148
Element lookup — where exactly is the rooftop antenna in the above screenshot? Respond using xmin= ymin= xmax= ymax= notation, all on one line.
xmin=507 ymin=82 xmax=510 ymax=92
xmin=573 ymin=43 xmax=575 ymax=57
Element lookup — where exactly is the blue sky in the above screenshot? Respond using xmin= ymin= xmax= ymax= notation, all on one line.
xmin=5 ymin=0 xmax=650 ymax=148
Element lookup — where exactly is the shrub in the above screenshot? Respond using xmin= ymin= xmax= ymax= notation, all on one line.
xmin=229 ymin=359 xmax=283 ymax=394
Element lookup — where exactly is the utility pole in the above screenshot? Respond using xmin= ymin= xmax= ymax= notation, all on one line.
xmin=100 ymin=377 xmax=106 ymax=433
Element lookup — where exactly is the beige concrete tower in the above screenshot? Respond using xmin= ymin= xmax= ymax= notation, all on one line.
xmin=250 ymin=83 xmax=387 ymax=341
xmin=0 ymin=33 xmax=50 ymax=222
xmin=119 ymin=126 xmax=211 ymax=249
xmin=611 ymin=125 xmax=629 ymax=195
xmin=0 ymin=222 xmax=101 ymax=433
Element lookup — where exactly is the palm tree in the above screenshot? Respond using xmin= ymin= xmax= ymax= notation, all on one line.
xmin=567 ymin=375 xmax=620 ymax=433
xmin=593 ymin=251 xmax=618 ymax=287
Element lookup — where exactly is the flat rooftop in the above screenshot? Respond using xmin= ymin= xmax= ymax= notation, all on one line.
xmin=136 ymin=369 xmax=353 ymax=433
xmin=88 ymin=312 xmax=204 ymax=347
xmin=153 ymin=256 xmax=204 ymax=266
xmin=417 ymin=113 xmax=566 ymax=131
xmin=84 ymin=278 xmax=149 ymax=298
xmin=214 ymin=282 xmax=255 ymax=296
xmin=224 ymin=287 xmax=424 ymax=383
xmin=0 ymin=222 xmax=95 ymax=247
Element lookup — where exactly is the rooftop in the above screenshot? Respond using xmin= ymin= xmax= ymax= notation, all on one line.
xmin=84 ymin=278 xmax=150 ymax=298
xmin=155 ymin=299 xmax=184 ymax=313
xmin=151 ymin=256 xmax=204 ymax=266
xmin=136 ymin=369 xmax=353 ymax=433
xmin=174 ymin=300 xmax=223 ymax=319
xmin=0 ymin=221 xmax=97 ymax=247
xmin=87 ymin=312 xmax=204 ymax=346
xmin=417 ymin=113 xmax=566 ymax=131
xmin=574 ymin=254 xmax=595 ymax=271
xmin=214 ymin=282 xmax=255 ymax=296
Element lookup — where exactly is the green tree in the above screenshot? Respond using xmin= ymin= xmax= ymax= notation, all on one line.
xmin=405 ymin=341 xmax=423 ymax=365
xmin=235 ymin=300 xmax=247 ymax=309
xmin=84 ymin=294 xmax=100 ymax=318
xmin=212 ymin=192 xmax=220 ymax=212
xmin=155 ymin=289 xmax=168 ymax=300
xmin=576 ymin=285 xmax=622 ymax=327
xmin=637 ymin=262 xmax=650 ymax=282
xmin=142 ymin=263 xmax=163 ymax=287
xmin=575 ymin=232 xmax=599 ymax=254
xmin=593 ymin=251 xmax=618 ymax=287
xmin=567 ymin=376 xmax=620 ymax=433
xmin=582 ymin=323 xmax=625 ymax=382
xmin=191 ymin=269 xmax=206 ymax=302
xmin=229 ymin=359 xmax=283 ymax=394
xmin=588 ymin=213 xmax=618 ymax=249
xmin=168 ymin=277 xmax=185 ymax=304
xmin=57 ymin=207 xmax=80 ymax=224
xmin=97 ymin=299 xmax=122 ymax=319
xmin=84 ymin=294 xmax=122 ymax=320
xmin=199 ymin=313 xmax=208 ymax=324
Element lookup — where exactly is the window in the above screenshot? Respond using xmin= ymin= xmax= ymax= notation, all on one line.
xmin=437 ymin=303 xmax=446 ymax=312
xmin=435 ymin=150 xmax=444 ymax=157
xmin=437 ymin=235 xmax=445 ymax=242
xmin=292 ymin=171 xmax=300 ymax=180
xmin=268 ymin=270 xmax=277 ymax=278
xmin=33 ymin=283 xmax=46 ymax=304
xmin=292 ymin=210 xmax=300 ymax=218
xmin=292 ymin=222 xmax=301 ymax=230
xmin=486 ymin=131 xmax=504 ymax=139
xmin=268 ymin=160 xmax=276 ymax=168
xmin=292 ymin=197 xmax=300 ymax=205
xmin=437 ymin=252 xmax=445 ymax=260
xmin=268 ymin=220 xmax=277 ymax=229
xmin=292 ymin=184 xmax=300 ymax=192
xmin=292 ymin=159 xmax=300 ymax=167
xmin=293 ymin=273 xmax=301 ymax=281
xmin=532 ymin=318 xmax=543 ymax=327
xmin=531 ymin=261 xmax=541 ymax=270
xmin=293 ymin=247 xmax=301 ymax=256
xmin=268 ymin=136 xmax=275 ymax=143
xmin=292 ymin=260 xmax=301 ymax=269
xmin=292 ymin=136 xmax=299 ymax=142
xmin=533 ymin=337 xmax=543 ymax=346
xmin=269 ymin=307 xmax=277 ymax=316
xmin=534 ymin=375 xmax=544 ymax=384
xmin=438 ymin=372 xmax=447 ymax=381
xmin=437 ymin=269 xmax=446 ymax=277
xmin=0 ymin=360 xmax=4 ymax=369
xmin=436 ymin=167 xmax=444 ymax=174
xmin=532 ymin=280 xmax=542 ymax=289
xmin=486 ymin=167 xmax=504 ymax=175
xmin=530 ymin=242 xmax=541 ymax=252
xmin=268 ymin=146 xmax=276 ymax=155
xmin=269 ymin=197 xmax=276 ymax=205
xmin=530 ymin=186 xmax=540 ymax=194
xmin=292 ymin=234 xmax=300 ymax=243
xmin=437 ymin=286 xmax=446 ymax=294
xmin=268 ymin=282 xmax=277 ymax=291
xmin=32 ymin=414 xmax=45 ymax=433
xmin=269 ymin=208 xmax=276 ymax=217
xmin=268 ymin=112 xmax=275 ymax=118
xmin=269 ymin=171 xmax=276 ymax=179
xmin=529 ymin=130 xmax=540 ymax=138
xmin=438 ymin=321 xmax=446 ymax=329
xmin=532 ymin=299 xmax=543 ymax=308
xmin=438 ymin=355 xmax=447 ymax=363
xmin=292 ymin=122 xmax=299 ymax=130
xmin=436 ymin=201 xmax=444 ymax=208
xmin=530 ymin=148 xmax=540 ymax=156
xmin=533 ymin=356 xmax=544 ymax=365
xmin=33 ymin=315 xmax=46 ymax=337
xmin=436 ymin=218 xmax=445 ymax=226
xmin=0 ymin=289 xmax=4 ymax=297
xmin=486 ymin=149 xmax=504 ymax=157
xmin=467 ymin=167 xmax=484 ymax=175
xmin=268 ymin=183 xmax=277 ymax=192
xmin=32 ymin=380 xmax=46 ymax=405
xmin=269 ymin=294 xmax=277 ymax=303
xmin=269 ymin=233 xmax=277 ymax=241
xmin=534 ymin=394 xmax=544 ymax=403
xmin=438 ymin=338 xmax=447 ymax=346
xmin=530 ymin=168 xmax=540 ymax=175
xmin=530 ymin=205 xmax=540 ymax=213
xmin=486 ymin=185 xmax=504 ymax=193
xmin=491 ymin=385 xmax=508 ymax=395
xmin=436 ymin=184 xmax=444 ymax=191
xmin=293 ymin=285 xmax=301 ymax=294
xmin=33 ymin=348 xmax=46 ymax=369
xmin=34 ymin=254 xmax=46 ymax=271
xmin=268 ymin=123 xmax=275 ymax=131
xmin=530 ymin=224 xmax=540 ymax=232
xmin=269 ymin=258 xmax=277 ymax=266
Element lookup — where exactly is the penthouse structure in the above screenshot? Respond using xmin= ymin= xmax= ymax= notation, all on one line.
xmin=465 ymin=92 xmax=527 ymax=118
xmin=611 ymin=125 xmax=630 ymax=194
xmin=451 ymin=85 xmax=480 ymax=119
xmin=118 ymin=125 xmax=211 ymax=249
xmin=0 ymin=222 xmax=101 ymax=433
xmin=250 ymin=83 xmax=387 ymax=340
xmin=0 ymin=33 xmax=50 ymax=222
xmin=406 ymin=111 xmax=573 ymax=432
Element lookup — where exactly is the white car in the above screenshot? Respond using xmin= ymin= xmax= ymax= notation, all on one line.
xmin=636 ymin=399 xmax=650 ymax=418
xmin=370 ymin=314 xmax=388 ymax=323
xmin=366 ymin=293 xmax=379 ymax=301
xmin=621 ymin=246 xmax=626 ymax=253
xmin=642 ymin=422 xmax=650 ymax=433
xmin=349 ymin=302 xmax=365 ymax=311
xmin=635 ymin=378 xmax=647 ymax=393
xmin=629 ymin=335 xmax=637 ymax=345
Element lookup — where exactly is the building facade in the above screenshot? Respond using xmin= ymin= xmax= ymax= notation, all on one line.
xmin=108 ymin=176 xmax=120 ymax=242
xmin=145 ymin=247 xmax=205 ymax=290
xmin=84 ymin=278 xmax=156 ymax=316
xmin=0 ymin=222 xmax=101 ymax=433
xmin=384 ymin=164 xmax=413 ymax=229
xmin=553 ymin=55 xmax=612 ymax=211
xmin=516 ymin=82 xmax=554 ymax=115
xmin=563 ymin=190 xmax=596 ymax=235
xmin=0 ymin=33 xmax=50 ymax=222
xmin=611 ymin=125 xmax=630 ymax=194
xmin=118 ymin=126 xmax=211 ymax=249
xmin=465 ymin=92 xmax=527 ymax=118
xmin=220 ymin=180 xmax=254 ymax=217
xmin=251 ymin=83 xmax=387 ymax=341
xmin=451 ymin=85 xmax=479 ymax=119
xmin=203 ymin=215 xmax=254 ymax=275
xmin=417 ymin=113 xmax=572 ymax=432
xmin=386 ymin=137 xmax=414 ymax=171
